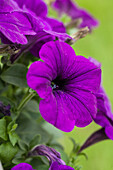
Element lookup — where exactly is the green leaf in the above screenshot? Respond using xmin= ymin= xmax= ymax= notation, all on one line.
xmin=11 ymin=124 xmax=18 ymax=132
xmin=0 ymin=118 xmax=8 ymax=141
xmin=7 ymin=121 xmax=17 ymax=132
xmin=37 ymin=165 xmax=49 ymax=170
xmin=18 ymin=140 xmax=29 ymax=151
xmin=25 ymin=100 xmax=39 ymax=113
xmin=0 ymin=142 xmax=18 ymax=163
xmin=12 ymin=148 xmax=27 ymax=164
xmin=16 ymin=109 xmax=51 ymax=144
xmin=69 ymin=137 xmax=80 ymax=153
xmin=29 ymin=135 xmax=41 ymax=150
xmin=30 ymin=157 xmax=49 ymax=170
xmin=4 ymin=116 xmax=12 ymax=126
xmin=78 ymin=152 xmax=88 ymax=160
xmin=1 ymin=63 xmax=28 ymax=88
xmin=0 ymin=79 xmax=4 ymax=89
xmin=12 ymin=157 xmax=25 ymax=164
xmin=9 ymin=131 xmax=19 ymax=146
xmin=7 ymin=121 xmax=19 ymax=146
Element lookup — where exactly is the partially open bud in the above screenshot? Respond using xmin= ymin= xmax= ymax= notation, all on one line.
xmin=28 ymin=144 xmax=65 ymax=165
xmin=78 ymin=128 xmax=109 ymax=153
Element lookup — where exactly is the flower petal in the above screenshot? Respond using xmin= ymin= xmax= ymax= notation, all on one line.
xmin=39 ymin=91 xmax=75 ymax=132
xmin=14 ymin=0 xmax=48 ymax=17
xmin=0 ymin=11 xmax=37 ymax=44
xmin=27 ymin=61 xmax=57 ymax=98
xmin=0 ymin=0 xmax=20 ymax=13
xmin=44 ymin=17 xmax=66 ymax=33
xmin=52 ymin=0 xmax=98 ymax=30
xmin=49 ymin=161 xmax=74 ymax=170
xmin=64 ymin=89 xmax=97 ymax=127
xmin=11 ymin=163 xmax=34 ymax=170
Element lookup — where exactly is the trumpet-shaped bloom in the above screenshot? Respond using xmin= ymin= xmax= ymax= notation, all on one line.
xmin=95 ymin=87 xmax=113 ymax=140
xmin=0 ymin=0 xmax=48 ymax=44
xmin=29 ymin=145 xmax=73 ymax=170
xmin=27 ymin=41 xmax=101 ymax=132
xmin=89 ymin=57 xmax=113 ymax=140
xmin=0 ymin=0 xmax=70 ymax=45
xmin=0 ymin=0 xmax=71 ymax=63
xmin=52 ymin=0 xmax=98 ymax=30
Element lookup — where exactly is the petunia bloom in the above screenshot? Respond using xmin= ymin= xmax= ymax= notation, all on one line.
xmin=89 ymin=57 xmax=113 ymax=140
xmin=78 ymin=59 xmax=113 ymax=153
xmin=29 ymin=145 xmax=74 ymax=170
xmin=95 ymin=87 xmax=113 ymax=140
xmin=27 ymin=40 xmax=101 ymax=132
xmin=0 ymin=0 xmax=70 ymax=44
xmin=0 ymin=0 xmax=48 ymax=44
xmin=11 ymin=163 xmax=35 ymax=170
xmin=29 ymin=144 xmax=65 ymax=165
xmin=0 ymin=0 xmax=71 ymax=62
xmin=49 ymin=161 xmax=74 ymax=170
xmin=78 ymin=86 xmax=113 ymax=152
xmin=52 ymin=0 xmax=98 ymax=30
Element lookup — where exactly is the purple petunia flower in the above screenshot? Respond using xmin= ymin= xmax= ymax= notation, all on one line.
xmin=11 ymin=163 xmax=35 ymax=170
xmin=78 ymin=85 xmax=113 ymax=152
xmin=0 ymin=11 xmax=36 ymax=44
xmin=95 ymin=87 xmax=113 ymax=140
xmin=0 ymin=0 xmax=71 ymax=62
xmin=0 ymin=0 xmax=70 ymax=44
xmin=29 ymin=145 xmax=74 ymax=170
xmin=29 ymin=144 xmax=65 ymax=165
xmin=27 ymin=40 xmax=101 ymax=132
xmin=52 ymin=0 xmax=98 ymax=30
xmin=78 ymin=58 xmax=113 ymax=153
xmin=49 ymin=161 xmax=74 ymax=170
xmin=89 ymin=57 xmax=113 ymax=140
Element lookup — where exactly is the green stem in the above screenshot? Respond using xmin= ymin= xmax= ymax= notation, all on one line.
xmin=17 ymin=92 xmax=36 ymax=111
xmin=15 ymin=92 xmax=36 ymax=120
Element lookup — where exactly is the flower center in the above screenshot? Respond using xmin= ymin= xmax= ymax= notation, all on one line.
xmin=51 ymin=82 xmax=59 ymax=90
xmin=51 ymin=77 xmax=65 ymax=90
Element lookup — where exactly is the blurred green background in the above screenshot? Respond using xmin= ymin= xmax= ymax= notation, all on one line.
xmin=61 ymin=0 xmax=113 ymax=170
xmin=48 ymin=0 xmax=113 ymax=170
